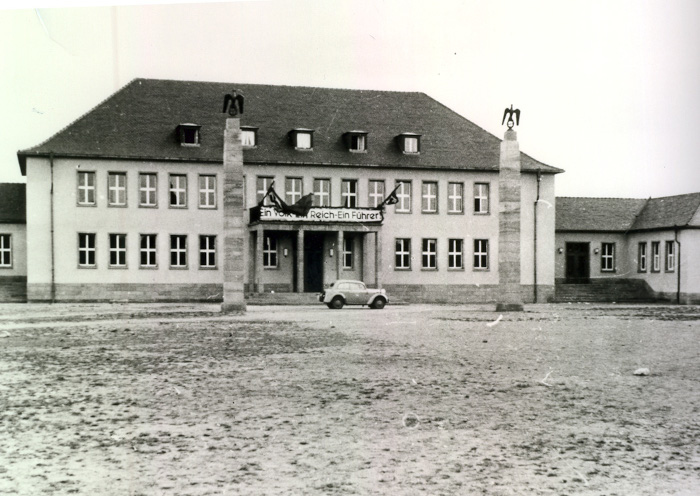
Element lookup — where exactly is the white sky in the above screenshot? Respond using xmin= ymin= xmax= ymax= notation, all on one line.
xmin=1 ymin=0 xmax=699 ymax=198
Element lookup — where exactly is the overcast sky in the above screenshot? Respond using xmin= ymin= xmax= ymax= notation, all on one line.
xmin=1 ymin=0 xmax=699 ymax=198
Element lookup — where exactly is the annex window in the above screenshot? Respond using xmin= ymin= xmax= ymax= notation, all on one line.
xmin=395 ymin=181 xmax=412 ymax=213
xmin=651 ymin=241 xmax=660 ymax=272
xmin=108 ymin=172 xmax=127 ymax=207
xmin=341 ymin=180 xmax=358 ymax=208
xmin=177 ymin=123 xmax=201 ymax=147
xmin=344 ymin=131 xmax=368 ymax=152
xmin=368 ymin=180 xmax=385 ymax=208
xmin=638 ymin=242 xmax=647 ymax=272
xmin=313 ymin=178 xmax=331 ymax=207
xmin=474 ymin=183 xmax=490 ymax=214
xmin=343 ymin=236 xmax=353 ymax=269
xmin=140 ymin=234 xmax=157 ymax=268
xmin=109 ymin=234 xmax=127 ymax=268
xmin=395 ymin=238 xmax=411 ymax=270
xmin=256 ymin=176 xmax=274 ymax=205
xmin=285 ymin=177 xmax=303 ymax=205
xmin=77 ymin=171 xmax=96 ymax=206
xmin=421 ymin=238 xmax=437 ymax=270
xmin=601 ymin=242 xmax=615 ymax=272
xmin=263 ymin=235 xmax=278 ymax=268
xmin=199 ymin=235 xmax=217 ymax=269
xmin=199 ymin=175 xmax=217 ymax=209
xmin=447 ymin=182 xmax=464 ymax=214
xmin=170 ymin=235 xmax=188 ymax=268
xmin=448 ymin=238 xmax=463 ymax=269
xmin=139 ymin=173 xmax=157 ymax=207
xmin=169 ymin=174 xmax=187 ymax=208
xmin=241 ymin=127 xmax=258 ymax=147
xmin=473 ymin=239 xmax=489 ymax=270
xmin=289 ymin=129 xmax=314 ymax=150
xmin=0 ymin=234 xmax=11 ymax=267
xmin=421 ymin=181 xmax=438 ymax=213
xmin=665 ymin=241 xmax=675 ymax=272
xmin=78 ymin=233 xmax=96 ymax=268
xmin=397 ymin=133 xmax=421 ymax=154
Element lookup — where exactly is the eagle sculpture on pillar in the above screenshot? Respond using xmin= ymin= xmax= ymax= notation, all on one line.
xmin=222 ymin=89 xmax=245 ymax=117
xmin=502 ymin=104 xmax=520 ymax=129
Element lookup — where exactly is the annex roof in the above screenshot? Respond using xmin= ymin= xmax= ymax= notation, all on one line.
xmin=0 ymin=183 xmax=26 ymax=224
xmin=17 ymin=78 xmax=562 ymax=175
xmin=630 ymin=193 xmax=700 ymax=231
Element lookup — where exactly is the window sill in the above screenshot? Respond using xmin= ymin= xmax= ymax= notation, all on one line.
xmin=421 ymin=211 xmax=439 ymax=215
xmin=421 ymin=268 xmax=438 ymax=271
xmin=108 ymin=266 xmax=128 ymax=270
xmin=170 ymin=266 xmax=189 ymax=270
xmin=394 ymin=267 xmax=412 ymax=271
xmin=139 ymin=204 xmax=158 ymax=209
xmin=473 ymin=212 xmax=490 ymax=216
xmin=78 ymin=266 xmax=97 ymax=269
xmin=447 ymin=268 xmax=465 ymax=271
xmin=294 ymin=147 xmax=313 ymax=152
xmin=447 ymin=211 xmax=464 ymax=215
xmin=473 ymin=268 xmax=490 ymax=272
xmin=198 ymin=206 xmax=218 ymax=210
xmin=349 ymin=149 xmax=367 ymax=154
xmin=77 ymin=203 xmax=97 ymax=207
xmin=169 ymin=205 xmax=188 ymax=209
xmin=140 ymin=266 xmax=158 ymax=270
xmin=199 ymin=266 xmax=218 ymax=270
xmin=108 ymin=204 xmax=128 ymax=208
xmin=180 ymin=143 xmax=201 ymax=148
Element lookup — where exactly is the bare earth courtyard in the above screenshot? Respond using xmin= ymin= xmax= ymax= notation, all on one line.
xmin=0 ymin=303 xmax=698 ymax=495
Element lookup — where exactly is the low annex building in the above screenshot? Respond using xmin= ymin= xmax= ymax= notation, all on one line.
xmin=5 ymin=78 xmax=563 ymax=303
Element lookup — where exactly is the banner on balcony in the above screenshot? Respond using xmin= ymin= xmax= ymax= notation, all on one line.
xmin=257 ymin=206 xmax=383 ymax=223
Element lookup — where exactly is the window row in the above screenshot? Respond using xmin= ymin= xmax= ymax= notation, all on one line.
xmin=256 ymin=176 xmax=490 ymax=214
xmin=76 ymin=233 xmax=218 ymax=269
xmin=77 ymin=171 xmax=217 ymax=209
xmin=637 ymin=241 xmax=676 ymax=273
xmin=394 ymin=238 xmax=490 ymax=271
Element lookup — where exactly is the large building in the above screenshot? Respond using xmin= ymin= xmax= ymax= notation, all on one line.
xmin=6 ymin=78 xmax=564 ymax=303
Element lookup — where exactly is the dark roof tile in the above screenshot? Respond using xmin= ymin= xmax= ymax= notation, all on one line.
xmin=556 ymin=197 xmax=646 ymax=232
xmin=631 ymin=193 xmax=700 ymax=231
xmin=0 ymin=183 xmax=26 ymax=224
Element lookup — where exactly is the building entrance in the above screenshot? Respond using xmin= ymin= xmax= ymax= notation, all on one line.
xmin=304 ymin=232 xmax=324 ymax=292
xmin=565 ymin=242 xmax=590 ymax=283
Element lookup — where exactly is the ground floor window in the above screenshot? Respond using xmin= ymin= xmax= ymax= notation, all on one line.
xmin=473 ymin=239 xmax=489 ymax=270
xmin=170 ymin=235 xmax=188 ymax=268
xmin=395 ymin=238 xmax=411 ymax=269
xmin=421 ymin=238 xmax=437 ymax=269
xmin=638 ymin=242 xmax=647 ymax=272
xmin=140 ymin=234 xmax=157 ymax=268
xmin=343 ymin=236 xmax=353 ymax=269
xmin=199 ymin=235 xmax=217 ymax=268
xmin=109 ymin=234 xmax=127 ymax=267
xmin=263 ymin=235 xmax=278 ymax=268
xmin=78 ymin=233 xmax=96 ymax=268
xmin=665 ymin=241 xmax=675 ymax=272
xmin=651 ymin=241 xmax=660 ymax=272
xmin=601 ymin=242 xmax=615 ymax=272
xmin=448 ymin=238 xmax=463 ymax=269
xmin=0 ymin=234 xmax=11 ymax=267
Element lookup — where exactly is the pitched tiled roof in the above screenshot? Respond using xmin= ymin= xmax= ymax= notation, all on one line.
xmin=0 ymin=183 xmax=26 ymax=224
xmin=18 ymin=78 xmax=562 ymax=175
xmin=555 ymin=197 xmax=647 ymax=232
xmin=630 ymin=193 xmax=700 ymax=231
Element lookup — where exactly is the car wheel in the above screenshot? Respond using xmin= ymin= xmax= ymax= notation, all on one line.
xmin=371 ymin=297 xmax=386 ymax=309
xmin=330 ymin=297 xmax=344 ymax=309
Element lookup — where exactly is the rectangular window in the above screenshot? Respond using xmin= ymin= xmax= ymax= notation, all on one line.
xmin=199 ymin=235 xmax=217 ymax=268
xmin=350 ymin=134 xmax=366 ymax=151
xmin=313 ymin=178 xmax=331 ymax=207
xmin=285 ymin=177 xmax=303 ymax=205
xmin=139 ymin=173 xmax=157 ymax=207
xmin=404 ymin=137 xmax=419 ymax=153
xmin=256 ymin=176 xmax=274 ymax=204
xmin=77 ymin=171 xmax=96 ymax=206
xmin=395 ymin=181 xmax=412 ymax=213
xmin=601 ymin=242 xmax=615 ymax=272
xmin=78 ymin=233 xmax=96 ymax=268
xmin=341 ymin=179 xmax=358 ymax=207
xmin=395 ymin=238 xmax=411 ymax=270
xmin=448 ymin=238 xmax=463 ymax=269
xmin=109 ymin=234 xmax=127 ymax=267
xmin=108 ymin=172 xmax=127 ymax=206
xmin=170 ymin=235 xmax=188 ymax=268
xmin=241 ymin=129 xmax=257 ymax=147
xmin=263 ymin=235 xmax=277 ymax=268
xmin=421 ymin=238 xmax=437 ymax=269
xmin=473 ymin=239 xmax=489 ymax=270
xmin=296 ymin=132 xmax=312 ymax=149
xmin=421 ymin=182 xmax=438 ymax=213
xmin=140 ymin=234 xmax=157 ymax=268
xmin=199 ymin=175 xmax=217 ymax=209
xmin=0 ymin=234 xmax=11 ymax=267
xmin=169 ymin=174 xmax=187 ymax=208
xmin=343 ymin=237 xmax=353 ymax=269
xmin=651 ymin=241 xmax=660 ymax=272
xmin=368 ymin=180 xmax=385 ymax=208
xmin=447 ymin=182 xmax=464 ymax=214
xmin=665 ymin=241 xmax=675 ymax=272
xmin=474 ymin=183 xmax=490 ymax=214
xmin=638 ymin=242 xmax=647 ymax=272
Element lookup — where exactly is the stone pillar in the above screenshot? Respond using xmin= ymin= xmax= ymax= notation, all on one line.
xmin=375 ymin=231 xmax=382 ymax=289
xmin=255 ymin=227 xmax=264 ymax=294
xmin=336 ymin=230 xmax=344 ymax=278
xmin=296 ymin=229 xmax=305 ymax=293
xmin=221 ymin=118 xmax=246 ymax=313
xmin=496 ymin=129 xmax=524 ymax=312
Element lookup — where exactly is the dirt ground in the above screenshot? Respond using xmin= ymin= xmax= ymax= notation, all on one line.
xmin=0 ymin=302 xmax=698 ymax=495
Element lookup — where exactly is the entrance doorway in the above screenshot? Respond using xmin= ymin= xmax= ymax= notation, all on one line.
xmin=565 ymin=242 xmax=590 ymax=283
xmin=304 ymin=232 xmax=324 ymax=292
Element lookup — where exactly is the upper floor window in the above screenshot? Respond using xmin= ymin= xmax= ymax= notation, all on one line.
xmin=78 ymin=233 xmax=96 ymax=268
xmin=77 ymin=171 xmax=96 ymax=206
xmin=447 ymin=182 xmax=464 ymax=214
xmin=313 ymin=178 xmax=331 ymax=207
xmin=344 ymin=131 xmax=368 ymax=152
xmin=289 ymin=129 xmax=314 ymax=150
xmin=285 ymin=177 xmax=303 ymax=204
xmin=474 ymin=183 xmax=490 ymax=214
xmin=139 ymin=173 xmax=157 ymax=207
xmin=395 ymin=181 xmax=412 ymax=213
xmin=397 ymin=133 xmax=421 ymax=154
xmin=169 ymin=174 xmax=187 ymax=208
xmin=638 ymin=242 xmax=647 ymax=272
xmin=601 ymin=242 xmax=615 ymax=272
xmin=473 ymin=239 xmax=489 ymax=270
xmin=421 ymin=181 xmax=438 ymax=213
xmin=651 ymin=241 xmax=660 ymax=272
xmin=341 ymin=179 xmax=358 ymax=208
xmin=368 ymin=180 xmax=385 ymax=208
xmin=0 ymin=234 xmax=11 ymax=267
xmin=199 ymin=175 xmax=217 ymax=209
xmin=240 ymin=127 xmax=258 ymax=147
xmin=177 ymin=123 xmax=201 ymax=147
xmin=256 ymin=176 xmax=274 ymax=205
xmin=108 ymin=172 xmax=127 ymax=207
xmin=665 ymin=241 xmax=675 ymax=272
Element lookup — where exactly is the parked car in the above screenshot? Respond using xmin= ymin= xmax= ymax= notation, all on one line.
xmin=318 ymin=280 xmax=388 ymax=309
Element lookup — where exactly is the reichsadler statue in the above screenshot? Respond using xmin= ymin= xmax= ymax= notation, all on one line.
xmin=223 ymin=89 xmax=244 ymax=117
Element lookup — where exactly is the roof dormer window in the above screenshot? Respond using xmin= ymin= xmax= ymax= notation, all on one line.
xmin=241 ymin=126 xmax=258 ymax=148
xmin=177 ymin=123 xmax=201 ymax=147
xmin=344 ymin=131 xmax=368 ymax=153
xmin=398 ymin=133 xmax=421 ymax=154
xmin=289 ymin=129 xmax=314 ymax=150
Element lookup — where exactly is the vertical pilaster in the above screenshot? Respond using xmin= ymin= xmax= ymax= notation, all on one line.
xmin=337 ymin=230 xmax=344 ymax=279
xmin=375 ymin=231 xmax=382 ymax=289
xmin=256 ymin=226 xmax=264 ymax=293
xmin=296 ymin=229 xmax=305 ymax=292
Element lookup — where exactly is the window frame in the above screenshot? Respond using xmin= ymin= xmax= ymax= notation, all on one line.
xmin=77 ymin=171 xmax=96 ymax=206
xmin=139 ymin=234 xmax=158 ymax=269
xmin=313 ymin=178 xmax=331 ymax=207
xmin=177 ymin=124 xmax=201 ymax=147
xmin=421 ymin=238 xmax=437 ymax=270
xmin=199 ymin=235 xmax=217 ymax=269
xmin=107 ymin=172 xmax=127 ymax=207
xmin=139 ymin=173 xmax=158 ymax=208
xmin=169 ymin=174 xmax=188 ymax=208
xmin=447 ymin=182 xmax=464 ymax=214
xmin=78 ymin=232 xmax=97 ymax=268
xmin=398 ymin=133 xmax=421 ymax=154
xmin=343 ymin=236 xmax=354 ymax=270
xmin=421 ymin=181 xmax=438 ymax=214
xmin=395 ymin=180 xmax=412 ymax=213
xmin=290 ymin=129 xmax=314 ymax=150
xmin=395 ymin=238 xmax=412 ymax=270
xmin=473 ymin=239 xmax=489 ymax=271
xmin=345 ymin=131 xmax=368 ymax=153
xmin=368 ymin=180 xmax=385 ymax=209
xmin=651 ymin=241 xmax=660 ymax=272
xmin=665 ymin=241 xmax=675 ymax=272
xmin=601 ymin=242 xmax=616 ymax=272
xmin=240 ymin=126 xmax=258 ymax=148
xmin=285 ymin=177 xmax=304 ymax=205
xmin=170 ymin=234 xmax=188 ymax=269
xmin=341 ymin=179 xmax=358 ymax=208
xmin=263 ymin=235 xmax=278 ymax=269
xmin=108 ymin=233 xmax=127 ymax=268
xmin=448 ymin=238 xmax=464 ymax=270
xmin=473 ymin=183 xmax=490 ymax=214
xmin=638 ymin=242 xmax=647 ymax=273
xmin=256 ymin=176 xmax=274 ymax=205
xmin=198 ymin=174 xmax=217 ymax=209
xmin=0 ymin=234 xmax=12 ymax=268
